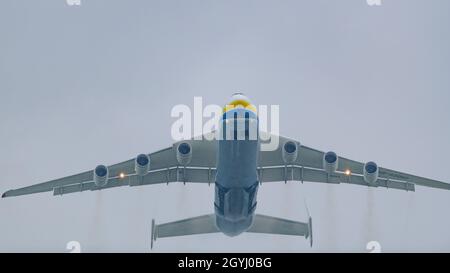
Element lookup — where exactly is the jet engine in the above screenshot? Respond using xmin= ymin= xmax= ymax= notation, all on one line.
xmin=176 ymin=142 xmax=192 ymax=166
xmin=323 ymin=151 xmax=338 ymax=174
xmin=135 ymin=154 xmax=150 ymax=176
xmin=282 ymin=141 xmax=298 ymax=164
xmin=93 ymin=164 xmax=109 ymax=187
xmin=363 ymin=161 xmax=379 ymax=185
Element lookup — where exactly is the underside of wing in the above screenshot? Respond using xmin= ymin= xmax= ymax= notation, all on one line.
xmin=259 ymin=133 xmax=450 ymax=192
xmin=2 ymin=135 xmax=217 ymax=198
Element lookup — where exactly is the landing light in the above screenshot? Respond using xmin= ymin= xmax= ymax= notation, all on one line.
xmin=119 ymin=172 xmax=125 ymax=179
xmin=345 ymin=169 xmax=351 ymax=176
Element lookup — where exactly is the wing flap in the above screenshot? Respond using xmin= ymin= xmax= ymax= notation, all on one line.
xmin=259 ymin=165 xmax=415 ymax=191
xmin=2 ymin=171 xmax=93 ymax=198
xmin=379 ymin=167 xmax=450 ymax=190
xmin=52 ymin=168 xmax=217 ymax=196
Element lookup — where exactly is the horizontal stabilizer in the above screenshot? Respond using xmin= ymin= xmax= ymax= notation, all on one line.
xmin=151 ymin=214 xmax=219 ymax=249
xmin=247 ymin=214 xmax=313 ymax=247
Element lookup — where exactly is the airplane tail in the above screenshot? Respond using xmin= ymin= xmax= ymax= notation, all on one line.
xmin=150 ymin=208 xmax=313 ymax=249
xmin=306 ymin=200 xmax=313 ymax=247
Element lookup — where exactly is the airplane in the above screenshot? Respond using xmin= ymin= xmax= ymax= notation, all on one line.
xmin=3 ymin=93 xmax=450 ymax=249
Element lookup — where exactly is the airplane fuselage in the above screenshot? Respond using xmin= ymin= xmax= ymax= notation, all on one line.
xmin=214 ymin=108 xmax=259 ymax=236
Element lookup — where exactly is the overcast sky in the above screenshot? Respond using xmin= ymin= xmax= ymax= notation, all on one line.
xmin=1 ymin=0 xmax=450 ymax=252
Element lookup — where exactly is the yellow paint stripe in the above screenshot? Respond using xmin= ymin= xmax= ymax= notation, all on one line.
xmin=223 ymin=99 xmax=257 ymax=113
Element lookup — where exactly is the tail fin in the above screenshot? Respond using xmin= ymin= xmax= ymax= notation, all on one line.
xmin=305 ymin=200 xmax=313 ymax=247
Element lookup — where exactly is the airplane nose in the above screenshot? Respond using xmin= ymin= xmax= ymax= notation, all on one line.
xmin=224 ymin=93 xmax=256 ymax=114
xmin=230 ymin=92 xmax=250 ymax=103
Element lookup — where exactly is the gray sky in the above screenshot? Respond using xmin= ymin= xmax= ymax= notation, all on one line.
xmin=1 ymin=0 xmax=450 ymax=252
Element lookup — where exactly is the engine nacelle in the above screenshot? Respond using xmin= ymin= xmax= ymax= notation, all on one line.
xmin=282 ymin=141 xmax=298 ymax=164
xmin=364 ymin=161 xmax=379 ymax=185
xmin=176 ymin=142 xmax=192 ymax=166
xmin=93 ymin=164 xmax=109 ymax=187
xmin=135 ymin=154 xmax=150 ymax=176
xmin=323 ymin=151 xmax=338 ymax=174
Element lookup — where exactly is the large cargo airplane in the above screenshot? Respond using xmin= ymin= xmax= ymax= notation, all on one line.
xmin=3 ymin=93 xmax=450 ymax=249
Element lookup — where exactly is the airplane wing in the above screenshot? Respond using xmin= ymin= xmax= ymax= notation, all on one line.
xmin=258 ymin=133 xmax=450 ymax=192
xmin=4 ymin=132 xmax=448 ymax=198
xmin=2 ymin=137 xmax=217 ymax=198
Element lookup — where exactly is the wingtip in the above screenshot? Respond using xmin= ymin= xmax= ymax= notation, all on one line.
xmin=2 ymin=190 xmax=14 ymax=198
